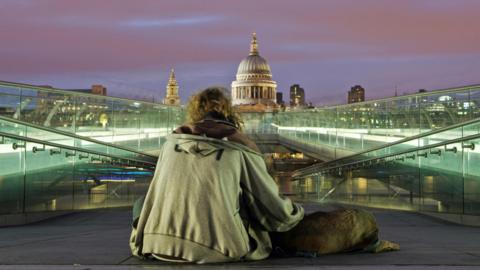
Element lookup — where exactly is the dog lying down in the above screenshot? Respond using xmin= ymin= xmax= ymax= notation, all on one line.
xmin=270 ymin=208 xmax=400 ymax=256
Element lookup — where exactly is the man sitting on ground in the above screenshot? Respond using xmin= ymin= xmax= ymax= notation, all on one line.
xmin=130 ymin=87 xmax=399 ymax=263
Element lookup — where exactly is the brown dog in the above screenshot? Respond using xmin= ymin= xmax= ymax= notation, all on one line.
xmin=271 ymin=209 xmax=399 ymax=255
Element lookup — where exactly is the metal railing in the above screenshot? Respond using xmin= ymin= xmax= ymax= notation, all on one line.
xmin=294 ymin=117 xmax=480 ymax=177
xmin=0 ymin=131 xmax=156 ymax=215
xmin=291 ymin=132 xmax=480 ymax=215
xmin=257 ymin=84 xmax=480 ymax=159
xmin=0 ymin=115 xmax=156 ymax=161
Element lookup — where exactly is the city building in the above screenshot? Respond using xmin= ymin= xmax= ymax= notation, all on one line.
xmin=163 ymin=69 xmax=181 ymax=105
xmin=290 ymin=84 xmax=305 ymax=107
xmin=276 ymin=92 xmax=284 ymax=105
xmin=347 ymin=85 xmax=365 ymax=104
xmin=62 ymin=84 xmax=107 ymax=96
xmin=91 ymin=85 xmax=107 ymax=95
xmin=231 ymin=33 xmax=277 ymax=107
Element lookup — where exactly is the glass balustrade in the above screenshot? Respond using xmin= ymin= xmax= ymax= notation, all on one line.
xmin=3 ymin=81 xmax=480 ymax=158
xmin=0 ymin=81 xmax=185 ymax=154
xmin=0 ymin=132 xmax=155 ymax=215
xmin=297 ymin=117 xmax=480 ymax=177
xmin=242 ymin=85 xmax=480 ymax=158
xmin=2 ymin=80 xmax=480 ymax=218
xmin=0 ymin=116 xmax=155 ymax=163
xmin=292 ymin=133 xmax=480 ymax=215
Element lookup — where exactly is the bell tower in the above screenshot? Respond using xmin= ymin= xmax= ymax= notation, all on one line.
xmin=163 ymin=68 xmax=180 ymax=105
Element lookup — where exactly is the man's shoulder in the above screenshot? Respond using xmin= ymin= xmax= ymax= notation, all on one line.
xmin=165 ymin=133 xmax=261 ymax=157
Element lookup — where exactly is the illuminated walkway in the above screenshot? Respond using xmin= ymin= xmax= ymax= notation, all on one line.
xmin=1 ymin=81 xmax=480 ymax=269
xmin=0 ymin=203 xmax=479 ymax=270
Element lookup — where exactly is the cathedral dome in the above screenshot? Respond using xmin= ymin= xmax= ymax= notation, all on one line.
xmin=236 ymin=54 xmax=272 ymax=75
xmin=231 ymin=33 xmax=277 ymax=107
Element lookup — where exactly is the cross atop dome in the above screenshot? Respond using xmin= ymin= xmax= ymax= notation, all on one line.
xmin=249 ymin=32 xmax=259 ymax=56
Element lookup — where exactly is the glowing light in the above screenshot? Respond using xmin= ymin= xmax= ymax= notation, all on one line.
xmin=357 ymin=178 xmax=367 ymax=192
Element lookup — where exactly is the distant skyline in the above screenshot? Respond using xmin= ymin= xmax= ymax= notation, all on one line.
xmin=1 ymin=0 xmax=479 ymax=105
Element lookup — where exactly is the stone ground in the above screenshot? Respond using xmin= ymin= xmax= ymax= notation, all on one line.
xmin=0 ymin=203 xmax=479 ymax=270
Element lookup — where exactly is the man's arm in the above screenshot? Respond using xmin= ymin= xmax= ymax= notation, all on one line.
xmin=240 ymin=152 xmax=304 ymax=232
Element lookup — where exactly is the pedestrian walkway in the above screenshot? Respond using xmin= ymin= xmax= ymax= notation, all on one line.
xmin=0 ymin=203 xmax=479 ymax=270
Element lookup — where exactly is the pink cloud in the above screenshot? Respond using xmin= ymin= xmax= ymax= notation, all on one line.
xmin=0 ymin=0 xmax=479 ymax=104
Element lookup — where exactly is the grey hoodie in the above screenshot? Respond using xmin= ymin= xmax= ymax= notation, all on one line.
xmin=130 ymin=121 xmax=304 ymax=263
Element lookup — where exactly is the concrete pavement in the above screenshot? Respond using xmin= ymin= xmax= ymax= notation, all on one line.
xmin=0 ymin=203 xmax=479 ymax=269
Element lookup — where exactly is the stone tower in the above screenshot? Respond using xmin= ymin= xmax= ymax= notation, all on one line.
xmin=163 ymin=68 xmax=180 ymax=105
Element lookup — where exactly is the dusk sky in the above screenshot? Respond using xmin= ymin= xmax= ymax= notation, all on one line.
xmin=1 ymin=0 xmax=479 ymax=105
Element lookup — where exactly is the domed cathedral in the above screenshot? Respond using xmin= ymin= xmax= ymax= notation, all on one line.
xmin=231 ymin=33 xmax=277 ymax=109
xmin=163 ymin=68 xmax=181 ymax=105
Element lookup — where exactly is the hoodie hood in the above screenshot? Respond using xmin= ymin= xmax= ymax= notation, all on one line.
xmin=174 ymin=119 xmax=237 ymax=139
xmin=174 ymin=119 xmax=261 ymax=153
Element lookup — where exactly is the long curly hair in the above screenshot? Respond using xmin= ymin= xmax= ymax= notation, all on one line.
xmin=186 ymin=86 xmax=243 ymax=130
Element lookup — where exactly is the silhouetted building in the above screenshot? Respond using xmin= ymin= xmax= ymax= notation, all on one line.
xmin=290 ymin=84 xmax=305 ymax=107
xmin=276 ymin=92 xmax=284 ymax=105
xmin=348 ymin=85 xmax=365 ymax=104
xmin=91 ymin=85 xmax=107 ymax=95
xmin=66 ymin=84 xmax=107 ymax=96
xmin=418 ymin=89 xmax=427 ymax=93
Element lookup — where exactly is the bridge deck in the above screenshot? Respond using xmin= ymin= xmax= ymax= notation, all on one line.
xmin=0 ymin=203 xmax=479 ymax=270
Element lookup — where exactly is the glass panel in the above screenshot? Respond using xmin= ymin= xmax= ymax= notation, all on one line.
xmin=0 ymin=116 xmax=155 ymax=162
xmin=75 ymin=96 xmax=114 ymax=144
xmin=464 ymin=138 xmax=480 ymax=215
xmin=0 ymin=82 xmax=186 ymax=153
xmin=0 ymin=116 xmax=27 ymax=136
xmin=419 ymin=143 xmax=463 ymax=213
xmin=0 ymin=134 xmax=154 ymax=214
xmin=469 ymin=89 xmax=480 ymax=119
xmin=139 ymin=104 xmax=162 ymax=151
xmin=24 ymin=142 xmax=74 ymax=212
xmin=25 ymin=91 xmax=76 ymax=132
xmin=72 ymin=154 xmax=153 ymax=209
xmin=0 ymin=137 xmax=25 ymax=214
xmin=385 ymin=155 xmax=421 ymax=211
xmin=0 ymin=93 xmax=21 ymax=119
xmin=73 ymin=151 xmax=96 ymax=210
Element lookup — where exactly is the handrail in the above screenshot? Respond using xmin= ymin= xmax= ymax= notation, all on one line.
xmin=0 ymin=115 xmax=158 ymax=159
xmin=303 ymin=133 xmax=480 ymax=202
xmin=293 ymin=116 xmax=480 ymax=177
xmin=0 ymin=80 xmax=180 ymax=108
xmin=0 ymin=131 xmax=157 ymax=166
xmin=293 ymin=132 xmax=480 ymax=179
